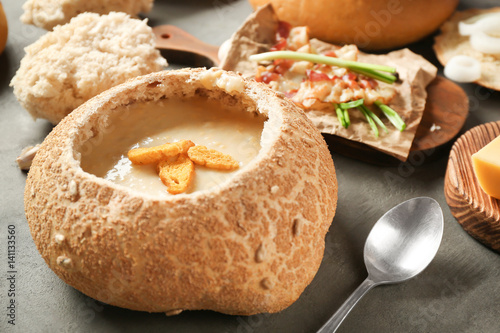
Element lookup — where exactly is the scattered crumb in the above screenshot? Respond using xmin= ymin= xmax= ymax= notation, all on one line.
xmin=16 ymin=144 xmax=41 ymax=170
xmin=430 ymin=123 xmax=442 ymax=132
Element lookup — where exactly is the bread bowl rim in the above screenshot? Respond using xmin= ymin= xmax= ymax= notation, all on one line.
xmin=65 ymin=68 xmax=285 ymax=201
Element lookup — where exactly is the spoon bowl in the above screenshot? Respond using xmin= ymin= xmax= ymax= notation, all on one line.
xmin=365 ymin=197 xmax=444 ymax=283
xmin=318 ymin=197 xmax=444 ymax=333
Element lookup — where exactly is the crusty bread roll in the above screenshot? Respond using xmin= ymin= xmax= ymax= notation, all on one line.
xmin=0 ymin=2 xmax=7 ymax=54
xmin=434 ymin=8 xmax=500 ymax=91
xmin=10 ymin=12 xmax=166 ymax=124
xmin=24 ymin=68 xmax=338 ymax=315
xmin=249 ymin=0 xmax=459 ymax=50
xmin=21 ymin=0 xmax=154 ymax=30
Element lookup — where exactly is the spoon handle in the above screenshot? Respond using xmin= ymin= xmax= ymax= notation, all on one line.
xmin=317 ymin=277 xmax=377 ymax=333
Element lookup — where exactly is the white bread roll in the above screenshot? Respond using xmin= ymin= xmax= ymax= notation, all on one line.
xmin=10 ymin=12 xmax=167 ymax=124
xmin=249 ymin=0 xmax=459 ymax=50
xmin=21 ymin=0 xmax=154 ymax=30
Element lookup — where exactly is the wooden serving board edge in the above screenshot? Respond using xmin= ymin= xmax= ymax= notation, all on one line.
xmin=444 ymin=121 xmax=500 ymax=253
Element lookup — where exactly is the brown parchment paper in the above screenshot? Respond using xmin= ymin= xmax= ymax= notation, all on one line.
xmin=220 ymin=4 xmax=437 ymax=162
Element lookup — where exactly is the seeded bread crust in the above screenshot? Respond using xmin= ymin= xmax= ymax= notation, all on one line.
xmin=434 ymin=7 xmax=500 ymax=91
xmin=24 ymin=68 xmax=337 ymax=315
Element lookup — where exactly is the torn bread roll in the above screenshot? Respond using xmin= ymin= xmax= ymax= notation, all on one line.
xmin=21 ymin=0 xmax=154 ymax=30
xmin=434 ymin=7 xmax=500 ymax=90
xmin=24 ymin=68 xmax=338 ymax=315
xmin=10 ymin=12 xmax=167 ymax=125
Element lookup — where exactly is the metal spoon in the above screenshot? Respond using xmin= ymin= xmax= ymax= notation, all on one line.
xmin=318 ymin=197 xmax=444 ymax=333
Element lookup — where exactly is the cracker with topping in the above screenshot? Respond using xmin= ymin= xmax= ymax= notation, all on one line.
xmin=220 ymin=4 xmax=437 ymax=162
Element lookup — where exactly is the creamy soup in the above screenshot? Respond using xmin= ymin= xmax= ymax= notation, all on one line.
xmin=80 ymin=97 xmax=265 ymax=197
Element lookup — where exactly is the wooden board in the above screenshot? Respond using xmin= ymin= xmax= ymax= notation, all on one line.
xmin=444 ymin=122 xmax=500 ymax=253
xmin=153 ymin=25 xmax=469 ymax=165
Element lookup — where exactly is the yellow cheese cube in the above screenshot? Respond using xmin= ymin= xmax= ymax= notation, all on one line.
xmin=472 ymin=135 xmax=500 ymax=200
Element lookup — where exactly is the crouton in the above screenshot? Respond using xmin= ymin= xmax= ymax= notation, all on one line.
xmin=187 ymin=145 xmax=240 ymax=170
xmin=157 ymin=155 xmax=195 ymax=194
xmin=128 ymin=140 xmax=195 ymax=165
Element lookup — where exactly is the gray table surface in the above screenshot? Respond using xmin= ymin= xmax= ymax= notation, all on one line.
xmin=1 ymin=0 xmax=500 ymax=332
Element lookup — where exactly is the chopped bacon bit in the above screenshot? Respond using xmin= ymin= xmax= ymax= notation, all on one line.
xmin=273 ymin=59 xmax=294 ymax=75
xmin=277 ymin=21 xmax=292 ymax=39
xmin=323 ymin=51 xmax=337 ymax=57
xmin=271 ymin=21 xmax=293 ymax=51
xmin=348 ymin=81 xmax=360 ymax=89
xmin=307 ymin=70 xmax=332 ymax=82
xmin=284 ymin=89 xmax=298 ymax=99
xmin=256 ymin=71 xmax=280 ymax=84
xmin=343 ymin=72 xmax=358 ymax=81
xmin=342 ymin=72 xmax=360 ymax=89
xmin=271 ymin=38 xmax=287 ymax=51
xmin=359 ymin=78 xmax=378 ymax=89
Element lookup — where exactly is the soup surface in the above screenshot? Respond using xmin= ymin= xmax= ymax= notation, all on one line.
xmin=81 ymin=97 xmax=265 ymax=196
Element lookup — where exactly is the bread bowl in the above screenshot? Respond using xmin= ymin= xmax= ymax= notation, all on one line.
xmin=248 ymin=0 xmax=459 ymax=50
xmin=24 ymin=68 xmax=338 ymax=315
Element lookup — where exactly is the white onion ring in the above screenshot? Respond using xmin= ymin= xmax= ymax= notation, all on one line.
xmin=444 ymin=55 xmax=481 ymax=83
xmin=470 ymin=31 xmax=500 ymax=54
xmin=459 ymin=14 xmax=500 ymax=36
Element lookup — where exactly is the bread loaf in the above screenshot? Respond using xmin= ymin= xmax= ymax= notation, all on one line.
xmin=249 ymin=0 xmax=459 ymax=50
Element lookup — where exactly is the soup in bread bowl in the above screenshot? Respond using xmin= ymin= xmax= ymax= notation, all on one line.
xmin=24 ymin=68 xmax=338 ymax=315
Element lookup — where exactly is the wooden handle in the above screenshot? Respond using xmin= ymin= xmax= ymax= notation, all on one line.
xmin=153 ymin=25 xmax=220 ymax=67
xmin=445 ymin=121 xmax=500 ymax=253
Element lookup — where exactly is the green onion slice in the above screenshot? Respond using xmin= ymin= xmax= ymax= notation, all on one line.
xmin=374 ymin=100 xmax=406 ymax=131
xmin=249 ymin=51 xmax=398 ymax=84
xmin=356 ymin=105 xmax=379 ymax=137
xmin=339 ymin=99 xmax=364 ymax=109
